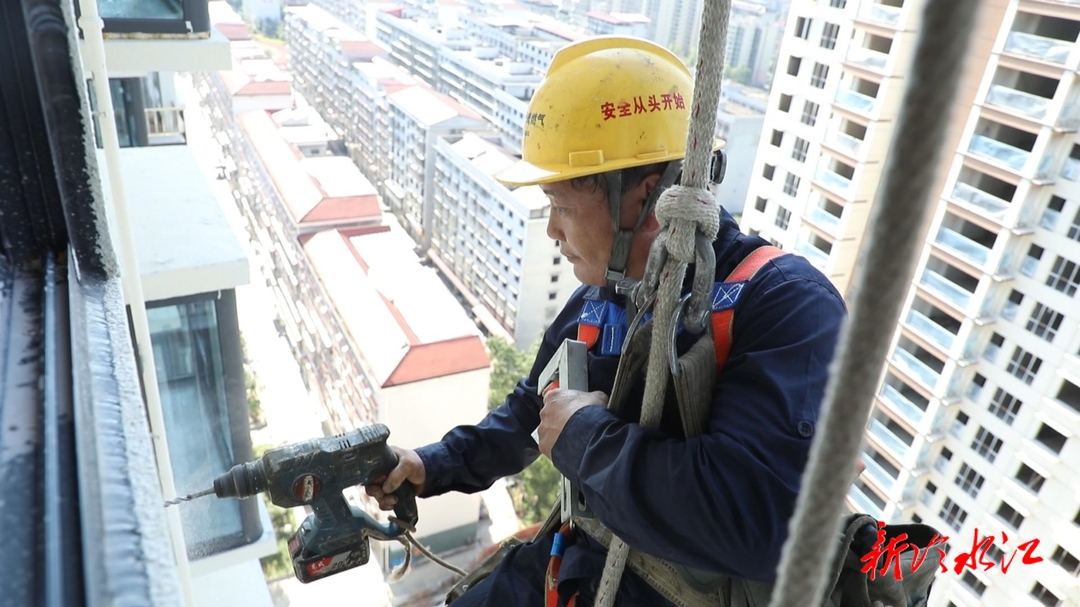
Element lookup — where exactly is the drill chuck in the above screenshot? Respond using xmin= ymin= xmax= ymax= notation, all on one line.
xmin=214 ymin=460 xmax=269 ymax=499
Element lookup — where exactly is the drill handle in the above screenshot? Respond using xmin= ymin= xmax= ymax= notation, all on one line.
xmin=390 ymin=480 xmax=419 ymax=530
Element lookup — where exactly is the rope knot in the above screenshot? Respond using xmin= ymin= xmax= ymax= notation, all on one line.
xmin=654 ymin=185 xmax=720 ymax=263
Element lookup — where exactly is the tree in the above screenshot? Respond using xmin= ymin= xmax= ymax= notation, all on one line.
xmin=485 ymin=336 xmax=539 ymax=410
xmin=512 ymin=456 xmax=562 ymax=526
xmin=728 ymin=65 xmax=752 ymax=85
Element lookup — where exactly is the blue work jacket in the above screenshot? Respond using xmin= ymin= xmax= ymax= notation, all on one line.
xmin=415 ymin=210 xmax=847 ymax=597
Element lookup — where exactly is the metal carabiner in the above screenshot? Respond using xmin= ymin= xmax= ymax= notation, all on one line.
xmin=668 ymin=292 xmax=694 ymax=378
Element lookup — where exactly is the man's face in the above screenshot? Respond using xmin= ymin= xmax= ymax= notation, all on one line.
xmin=541 ymin=174 xmax=660 ymax=286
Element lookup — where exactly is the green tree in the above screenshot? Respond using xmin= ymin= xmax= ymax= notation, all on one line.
xmin=254 ymin=443 xmax=297 ymax=581
xmin=485 ymin=336 xmax=539 ymax=410
xmin=728 ymin=65 xmax=752 ymax=85
xmin=512 ymin=456 xmax=562 ymax=526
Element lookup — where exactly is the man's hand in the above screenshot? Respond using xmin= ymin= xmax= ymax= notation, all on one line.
xmin=538 ymin=388 xmax=608 ymax=458
xmin=364 ymin=446 xmax=426 ymax=511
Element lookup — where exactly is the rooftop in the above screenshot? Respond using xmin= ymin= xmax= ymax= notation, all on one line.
xmin=388 ymin=85 xmax=485 ymax=127
xmin=287 ymin=5 xmax=390 ymax=61
xmin=448 ymin=133 xmax=548 ymax=211
xmin=238 ymin=110 xmax=381 ymax=231
xmin=303 ymin=221 xmax=489 ymax=387
xmin=219 ymin=56 xmax=292 ymax=97
xmin=586 ymin=11 xmax=651 ymax=25
xmin=533 ymin=20 xmax=585 ymax=41
xmin=208 ymin=1 xmax=253 ymax=41
xmin=97 ymin=146 xmax=250 ymax=302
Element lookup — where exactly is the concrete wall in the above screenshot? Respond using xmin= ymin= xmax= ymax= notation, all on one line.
xmin=716 ymin=113 xmax=764 ymax=215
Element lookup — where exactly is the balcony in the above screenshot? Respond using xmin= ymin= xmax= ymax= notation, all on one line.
xmin=868 ymin=419 xmax=911 ymax=461
xmin=795 ymin=240 xmax=830 ymax=267
xmin=146 ymin=107 xmax=187 ymax=145
xmin=86 ymin=0 xmax=230 ymax=72
xmin=950 ymin=182 xmax=1010 ymax=218
xmin=880 ymin=383 xmax=928 ymax=427
xmin=93 ymin=0 xmax=210 ymax=34
xmin=859 ymin=2 xmax=902 ymax=26
xmin=984 ymin=85 xmax=1049 ymax=120
xmin=835 ymin=88 xmax=877 ymax=115
xmin=934 ymin=226 xmax=991 ymax=266
xmin=919 ymin=270 xmax=973 ymax=310
xmin=806 ymin=207 xmax=841 ymax=232
xmin=828 ymin=131 xmax=864 ymax=156
xmin=847 ymin=47 xmax=890 ymax=71
xmin=1003 ymin=31 xmax=1072 ymax=65
xmin=816 ymin=166 xmax=853 ymax=194
xmin=892 ymin=347 xmax=941 ymax=390
xmin=1062 ymin=157 xmax=1080 ymax=180
xmin=848 ymin=484 xmax=885 ymax=519
xmin=905 ymin=309 xmax=957 ymax=352
xmin=967 ymin=134 xmax=1031 ymax=173
xmin=861 ymin=453 xmax=899 ymax=492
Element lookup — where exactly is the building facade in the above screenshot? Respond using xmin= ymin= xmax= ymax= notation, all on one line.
xmin=743 ymin=2 xmax=1080 ymax=606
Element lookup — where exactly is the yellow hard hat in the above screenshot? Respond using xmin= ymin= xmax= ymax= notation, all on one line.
xmin=496 ymin=36 xmax=697 ymax=187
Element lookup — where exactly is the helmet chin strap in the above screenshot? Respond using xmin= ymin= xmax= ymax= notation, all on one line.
xmin=604 ymin=161 xmax=684 ymax=294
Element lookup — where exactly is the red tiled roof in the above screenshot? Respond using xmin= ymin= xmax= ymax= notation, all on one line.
xmin=341 ymin=40 xmax=389 ymax=61
xmin=215 ymin=23 xmax=252 ymax=41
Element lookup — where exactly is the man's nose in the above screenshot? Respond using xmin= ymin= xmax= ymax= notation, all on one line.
xmin=546 ymin=213 xmax=562 ymax=242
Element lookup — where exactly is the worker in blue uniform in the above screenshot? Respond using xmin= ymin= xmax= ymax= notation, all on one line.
xmin=366 ymin=36 xmax=848 ymax=606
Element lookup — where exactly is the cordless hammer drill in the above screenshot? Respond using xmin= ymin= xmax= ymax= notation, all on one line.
xmin=211 ymin=424 xmax=418 ymax=583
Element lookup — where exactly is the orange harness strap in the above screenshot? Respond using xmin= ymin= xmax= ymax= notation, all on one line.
xmin=711 ymin=245 xmax=786 ymax=373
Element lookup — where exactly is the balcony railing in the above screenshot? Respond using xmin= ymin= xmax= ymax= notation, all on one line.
xmin=880 ymin=384 xmax=928 ymax=427
xmin=1062 ymin=157 xmax=1080 ymax=181
xmin=835 ymin=88 xmax=877 ymax=114
xmin=806 ymin=207 xmax=841 ymax=231
xmin=1003 ymin=31 xmax=1072 ymax=65
xmin=985 ymin=84 xmax=1049 ymax=120
xmin=829 ymin=131 xmax=864 ymax=156
xmin=868 ymin=419 xmax=911 ymax=460
xmin=968 ymin=134 xmax=1030 ymax=173
xmin=951 ymin=182 xmax=1010 ymax=218
xmin=816 ymin=166 xmax=853 ymax=194
xmin=795 ymin=240 xmax=830 ymax=267
xmin=90 ymin=0 xmax=211 ymax=34
xmin=848 ymin=484 xmax=885 ymax=519
xmin=860 ymin=2 xmax=902 ymax=26
xmin=861 ymin=453 xmax=899 ymax=491
xmin=935 ymin=226 xmax=991 ymax=266
xmin=919 ymin=270 xmax=973 ymax=310
xmin=892 ymin=347 xmax=942 ymax=390
xmin=848 ymin=47 xmax=890 ymax=71
xmin=906 ymin=309 xmax=957 ymax=352
xmin=145 ymin=107 xmax=186 ymax=143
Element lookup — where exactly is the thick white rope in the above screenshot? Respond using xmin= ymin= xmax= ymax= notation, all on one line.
xmin=594 ymin=1 xmax=731 ymax=605
xmin=766 ymin=1 xmax=979 ymax=606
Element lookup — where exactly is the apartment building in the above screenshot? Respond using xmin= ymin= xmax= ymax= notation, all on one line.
xmin=716 ymin=85 xmax=768 ymax=215
xmin=642 ymin=0 xmax=703 ymax=60
xmin=432 ymin=133 xmax=579 ymax=347
xmin=727 ymin=0 xmax=785 ymax=88
xmin=745 ymin=1 xmax=1080 ymax=606
xmin=585 ymin=11 xmax=651 ymax=36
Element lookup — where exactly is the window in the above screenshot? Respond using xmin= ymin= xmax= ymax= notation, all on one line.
xmin=1046 ymin=255 xmax=1080 ymax=296
xmin=1060 ymin=379 xmax=1080 ymax=415
xmin=1030 ymin=583 xmax=1062 ymax=607
xmin=911 ymin=514 xmax=922 ymax=523
xmin=997 ymin=501 xmax=1025 ymax=530
xmin=1042 ymin=195 xmax=1065 ymax=230
xmin=792 ymin=137 xmax=809 ymax=162
xmin=779 ymin=94 xmax=793 ymax=112
xmin=771 ymin=129 xmax=784 ymax=147
xmin=1035 ymin=423 xmax=1067 ymax=454
xmin=1050 ymin=546 xmax=1080 ymax=576
xmin=821 ymin=23 xmax=840 ymax=49
xmin=147 ymin=293 xmax=261 ymax=558
xmin=939 ymin=498 xmax=967 ymax=532
xmin=550 ymin=275 xmax=558 ymax=283
xmin=985 ymin=544 xmax=1004 ymax=568
xmin=776 ymin=207 xmax=792 ymax=230
xmin=988 ymin=388 xmax=1022 ymax=425
xmin=1022 ymin=244 xmax=1044 ymax=277
xmin=984 ymin=332 xmax=1004 ymax=362
xmin=1007 ymin=346 xmax=1042 ymax=385
xmin=960 ymin=571 xmax=986 ymax=597
xmin=763 ymin=164 xmax=776 ymax=180
xmin=801 ymin=101 xmax=819 ymax=126
xmin=951 ymin=411 xmax=970 ymax=437
xmin=971 ymin=427 xmax=1003 ymax=463
xmin=811 ymin=62 xmax=829 ymax=88
xmin=783 ymin=173 xmax=801 ymax=197
xmin=935 ymin=447 xmax=953 ymax=473
xmin=967 ymin=373 xmax=986 ymax=400
xmin=1002 ymin=289 xmax=1023 ymax=321
xmin=830 ymin=0 xmax=846 ymax=6
xmin=1015 ymin=463 xmax=1045 ymax=494
xmin=548 ymin=291 xmax=557 ymax=300
xmin=755 ymin=197 xmax=768 ymax=212
xmin=954 ymin=463 xmax=984 ymax=498
xmin=1026 ymin=303 xmax=1063 ymax=342
xmin=919 ymin=481 xmax=937 ymax=505
xmin=553 ymin=257 xmax=561 ymax=265
xmin=787 ymin=56 xmax=803 ymax=76
xmin=1069 ymin=208 xmax=1080 ymax=241
xmin=795 ymin=16 xmax=811 ymax=39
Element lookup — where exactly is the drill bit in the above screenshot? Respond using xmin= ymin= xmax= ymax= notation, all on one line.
xmin=163 ymin=487 xmax=215 ymax=508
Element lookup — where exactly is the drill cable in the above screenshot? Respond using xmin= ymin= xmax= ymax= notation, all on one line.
xmin=387 ymin=530 xmax=468 ymax=583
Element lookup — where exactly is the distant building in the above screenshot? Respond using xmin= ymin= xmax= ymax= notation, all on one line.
xmin=432 ymin=133 xmax=578 ymax=347
xmin=242 ymin=0 xmax=281 ymax=27
xmin=727 ymin=1 xmax=784 ymax=88
xmin=715 ymin=83 xmax=767 ymax=216
xmin=585 ymin=11 xmax=650 ymax=37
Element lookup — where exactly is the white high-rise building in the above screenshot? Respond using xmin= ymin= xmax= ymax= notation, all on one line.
xmin=744 ymin=2 xmax=1080 ymax=606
